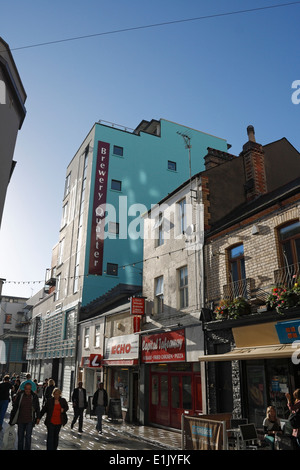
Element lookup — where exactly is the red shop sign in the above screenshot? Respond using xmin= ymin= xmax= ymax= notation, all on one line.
xmin=141 ymin=328 xmax=186 ymax=363
xmin=130 ymin=297 xmax=145 ymax=315
xmin=89 ymin=354 xmax=102 ymax=368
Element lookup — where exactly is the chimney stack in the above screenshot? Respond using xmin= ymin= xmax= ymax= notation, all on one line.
xmin=247 ymin=125 xmax=256 ymax=143
xmin=240 ymin=126 xmax=267 ymax=201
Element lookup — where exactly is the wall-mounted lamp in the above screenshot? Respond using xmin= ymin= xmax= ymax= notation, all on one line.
xmin=251 ymin=224 xmax=259 ymax=235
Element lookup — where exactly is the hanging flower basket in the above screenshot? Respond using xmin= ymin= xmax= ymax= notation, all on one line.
xmin=267 ymin=280 xmax=300 ymax=314
xmin=214 ymin=297 xmax=251 ymax=320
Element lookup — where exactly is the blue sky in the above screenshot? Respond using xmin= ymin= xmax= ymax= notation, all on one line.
xmin=0 ymin=0 xmax=299 ymax=298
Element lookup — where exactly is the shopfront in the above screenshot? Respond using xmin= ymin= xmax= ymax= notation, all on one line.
xmin=102 ymin=333 xmax=139 ymax=422
xmin=141 ymin=326 xmax=205 ymax=430
xmin=199 ymin=317 xmax=300 ymax=427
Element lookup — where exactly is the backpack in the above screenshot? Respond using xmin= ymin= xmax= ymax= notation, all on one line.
xmin=288 ymin=410 xmax=300 ymax=429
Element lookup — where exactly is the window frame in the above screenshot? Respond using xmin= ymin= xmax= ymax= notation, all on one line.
xmin=168 ymin=160 xmax=177 ymax=171
xmin=278 ymin=220 xmax=300 ymax=268
xmin=113 ymin=145 xmax=124 ymax=157
xmin=106 ymin=263 xmax=118 ymax=276
xmin=111 ymin=179 xmax=122 ymax=191
xmin=155 ymin=276 xmax=164 ymax=314
xmin=178 ymin=266 xmax=188 ymax=308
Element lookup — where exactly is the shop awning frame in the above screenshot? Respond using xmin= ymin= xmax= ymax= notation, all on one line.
xmin=198 ymin=343 xmax=300 ymax=362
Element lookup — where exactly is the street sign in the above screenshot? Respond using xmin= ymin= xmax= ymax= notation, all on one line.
xmin=89 ymin=354 xmax=102 ymax=367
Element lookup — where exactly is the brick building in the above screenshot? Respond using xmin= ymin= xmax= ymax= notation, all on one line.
xmin=198 ymin=126 xmax=300 ymax=427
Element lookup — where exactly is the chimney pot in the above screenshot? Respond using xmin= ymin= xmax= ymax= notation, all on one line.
xmin=247 ymin=125 xmax=256 ymax=142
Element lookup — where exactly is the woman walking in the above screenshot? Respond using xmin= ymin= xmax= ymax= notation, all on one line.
xmin=40 ymin=388 xmax=68 ymax=450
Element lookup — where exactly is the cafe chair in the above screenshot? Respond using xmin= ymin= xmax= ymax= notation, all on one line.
xmin=226 ymin=419 xmax=248 ymax=450
xmin=238 ymin=423 xmax=259 ymax=450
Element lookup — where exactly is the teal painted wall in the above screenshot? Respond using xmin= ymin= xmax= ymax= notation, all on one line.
xmin=82 ymin=119 xmax=228 ymax=306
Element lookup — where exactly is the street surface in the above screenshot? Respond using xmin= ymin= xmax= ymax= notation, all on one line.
xmin=0 ymin=401 xmax=181 ymax=451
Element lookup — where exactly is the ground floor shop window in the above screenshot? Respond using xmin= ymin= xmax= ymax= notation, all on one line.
xmin=111 ymin=369 xmax=129 ymax=409
xmin=244 ymin=359 xmax=295 ymax=427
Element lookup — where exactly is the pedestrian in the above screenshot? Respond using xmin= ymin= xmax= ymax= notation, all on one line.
xmin=9 ymin=383 xmax=40 ymax=450
xmin=71 ymin=381 xmax=87 ymax=432
xmin=12 ymin=378 xmax=21 ymax=400
xmin=40 ymin=387 xmax=69 ymax=450
xmin=19 ymin=373 xmax=37 ymax=393
xmin=263 ymin=406 xmax=282 ymax=449
xmin=43 ymin=378 xmax=55 ymax=404
xmin=0 ymin=375 xmax=13 ymax=431
xmin=286 ymin=389 xmax=300 ymax=450
xmin=92 ymin=382 xmax=108 ymax=434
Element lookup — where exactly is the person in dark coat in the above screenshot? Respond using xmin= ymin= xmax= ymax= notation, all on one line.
xmin=40 ymin=387 xmax=69 ymax=450
xmin=9 ymin=383 xmax=40 ymax=450
xmin=0 ymin=375 xmax=13 ymax=430
xmin=71 ymin=381 xmax=87 ymax=432
xmin=92 ymin=382 xmax=108 ymax=434
xmin=43 ymin=378 xmax=55 ymax=404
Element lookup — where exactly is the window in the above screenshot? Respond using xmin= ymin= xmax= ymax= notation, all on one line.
xmin=168 ymin=160 xmax=177 ymax=171
xmin=154 ymin=213 xmax=164 ymax=247
xmin=155 ymin=276 xmax=164 ymax=313
xmin=5 ymin=314 xmax=12 ymax=324
xmin=108 ymin=221 xmax=119 ymax=235
xmin=178 ymin=199 xmax=187 ymax=234
xmin=106 ymin=263 xmax=118 ymax=276
xmin=64 ymin=173 xmax=71 ymax=198
xmin=61 ymin=202 xmax=68 ymax=228
xmin=113 ymin=145 xmax=124 ymax=157
xmin=84 ymin=327 xmax=90 ymax=348
xmin=57 ymin=238 xmax=64 ymax=266
xmin=179 ymin=266 xmax=188 ymax=308
xmin=228 ymin=244 xmax=247 ymax=298
xmin=111 ymin=179 xmax=122 ymax=191
xmin=94 ymin=325 xmax=101 ymax=348
xmin=55 ymin=274 xmax=61 ymax=301
xmin=279 ymin=221 xmax=300 ymax=267
xmin=64 ymin=310 xmax=75 ymax=340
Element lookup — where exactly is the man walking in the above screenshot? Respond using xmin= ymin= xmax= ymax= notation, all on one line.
xmin=71 ymin=381 xmax=87 ymax=432
xmin=9 ymin=383 xmax=40 ymax=450
xmin=92 ymin=382 xmax=108 ymax=434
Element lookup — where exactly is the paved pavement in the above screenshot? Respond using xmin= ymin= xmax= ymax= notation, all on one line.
xmin=0 ymin=402 xmax=182 ymax=451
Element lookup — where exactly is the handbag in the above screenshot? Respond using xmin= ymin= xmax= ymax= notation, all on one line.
xmin=288 ymin=410 xmax=300 ymax=429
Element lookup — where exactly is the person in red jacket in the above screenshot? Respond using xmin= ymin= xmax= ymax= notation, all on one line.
xmin=40 ymin=388 xmax=69 ymax=450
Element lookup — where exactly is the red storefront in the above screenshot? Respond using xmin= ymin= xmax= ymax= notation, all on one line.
xmin=141 ymin=327 xmax=203 ymax=430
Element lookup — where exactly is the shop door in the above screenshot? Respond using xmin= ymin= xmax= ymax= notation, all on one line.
xmin=170 ymin=374 xmax=193 ymax=429
xmin=150 ymin=374 xmax=170 ymax=426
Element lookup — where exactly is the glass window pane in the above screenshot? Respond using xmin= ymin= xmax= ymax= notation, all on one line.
xmin=161 ymin=375 xmax=168 ymax=407
xmin=279 ymin=221 xmax=300 ymax=241
xmin=182 ymin=376 xmax=192 ymax=409
xmin=230 ymin=244 xmax=244 ymax=259
xmin=171 ymin=376 xmax=180 ymax=408
xmin=295 ymin=239 xmax=300 ymax=264
xmin=151 ymin=376 xmax=158 ymax=405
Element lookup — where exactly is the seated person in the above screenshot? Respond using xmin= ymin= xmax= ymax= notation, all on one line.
xmin=263 ymin=406 xmax=281 ymax=449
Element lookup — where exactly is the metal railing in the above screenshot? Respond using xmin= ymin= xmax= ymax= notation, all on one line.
xmin=274 ymin=262 xmax=300 ymax=288
xmin=223 ymin=278 xmax=253 ymax=301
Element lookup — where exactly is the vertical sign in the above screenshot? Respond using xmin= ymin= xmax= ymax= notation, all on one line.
xmin=89 ymin=141 xmax=110 ymax=275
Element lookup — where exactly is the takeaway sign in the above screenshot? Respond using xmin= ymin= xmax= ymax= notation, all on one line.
xmin=103 ymin=334 xmax=139 ymax=365
xmin=141 ymin=329 xmax=186 ymax=363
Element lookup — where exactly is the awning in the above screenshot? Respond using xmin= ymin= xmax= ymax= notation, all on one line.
xmin=198 ymin=343 xmax=300 ymax=362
